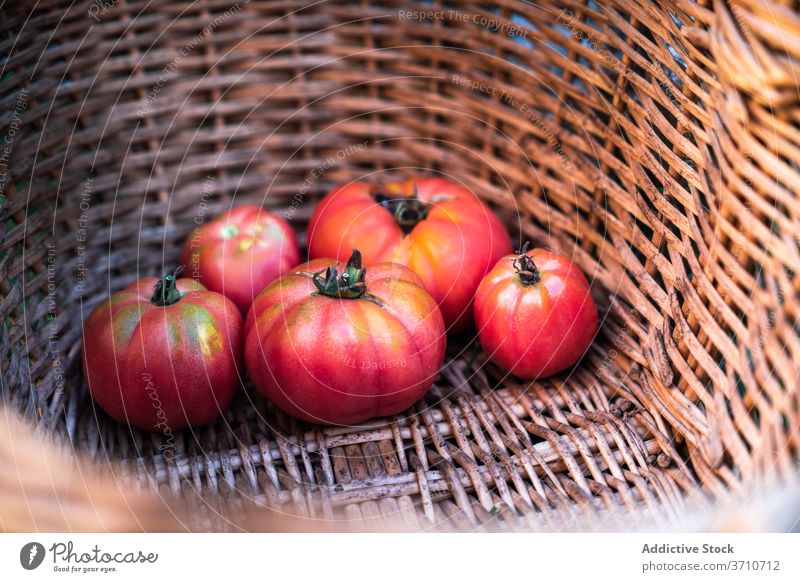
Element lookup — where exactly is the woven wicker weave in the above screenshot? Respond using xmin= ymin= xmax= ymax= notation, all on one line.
xmin=1 ymin=0 xmax=799 ymax=531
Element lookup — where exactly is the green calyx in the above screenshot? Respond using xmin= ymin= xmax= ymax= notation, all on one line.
xmin=312 ymin=249 xmax=368 ymax=299
xmin=509 ymin=242 xmax=540 ymax=286
xmin=151 ymin=266 xmax=185 ymax=306
xmin=220 ymin=224 xmax=239 ymax=239
xmin=373 ymin=183 xmax=429 ymax=234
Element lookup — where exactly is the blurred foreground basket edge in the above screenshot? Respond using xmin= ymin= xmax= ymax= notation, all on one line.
xmin=0 ymin=0 xmax=798 ymax=532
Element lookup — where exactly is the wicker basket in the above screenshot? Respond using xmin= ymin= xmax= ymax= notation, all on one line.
xmin=2 ymin=0 xmax=799 ymax=532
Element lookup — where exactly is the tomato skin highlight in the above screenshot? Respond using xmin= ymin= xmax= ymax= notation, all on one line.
xmin=181 ymin=204 xmax=300 ymax=313
xmin=82 ymin=277 xmax=243 ymax=430
xmin=307 ymin=177 xmax=512 ymax=330
xmin=245 ymin=254 xmax=446 ymax=425
xmin=474 ymin=247 xmax=599 ymax=379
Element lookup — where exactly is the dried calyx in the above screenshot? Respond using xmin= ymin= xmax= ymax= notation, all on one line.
xmin=312 ymin=249 xmax=369 ymax=299
xmin=372 ymin=183 xmax=430 ymax=234
xmin=151 ymin=266 xmax=185 ymax=306
xmin=510 ymin=242 xmax=540 ymax=286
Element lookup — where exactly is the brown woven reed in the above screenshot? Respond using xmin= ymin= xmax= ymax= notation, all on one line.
xmin=1 ymin=0 xmax=799 ymax=531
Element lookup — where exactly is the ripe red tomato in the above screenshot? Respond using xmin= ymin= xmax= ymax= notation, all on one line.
xmin=245 ymin=250 xmax=446 ymax=425
xmin=82 ymin=270 xmax=243 ymax=430
xmin=307 ymin=177 xmax=512 ymax=330
xmin=474 ymin=244 xmax=598 ymax=378
xmin=181 ymin=204 xmax=300 ymax=313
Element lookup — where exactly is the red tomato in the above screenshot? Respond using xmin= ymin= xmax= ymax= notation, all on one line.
xmin=307 ymin=177 xmax=512 ymax=330
xmin=82 ymin=270 xmax=243 ymax=430
xmin=474 ymin=244 xmax=598 ymax=378
xmin=245 ymin=250 xmax=446 ymax=425
xmin=181 ymin=204 xmax=300 ymax=313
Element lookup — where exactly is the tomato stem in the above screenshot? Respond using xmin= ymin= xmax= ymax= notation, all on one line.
xmin=312 ymin=249 xmax=368 ymax=299
xmin=151 ymin=266 xmax=185 ymax=306
xmin=373 ymin=183 xmax=429 ymax=234
xmin=511 ymin=242 xmax=540 ymax=286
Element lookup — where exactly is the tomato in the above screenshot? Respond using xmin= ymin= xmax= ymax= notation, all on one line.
xmin=245 ymin=249 xmax=446 ymax=425
xmin=181 ymin=204 xmax=300 ymax=313
xmin=82 ymin=269 xmax=243 ymax=430
xmin=473 ymin=244 xmax=598 ymax=378
xmin=307 ymin=177 xmax=512 ymax=330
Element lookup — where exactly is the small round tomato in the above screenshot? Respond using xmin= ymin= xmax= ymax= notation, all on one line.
xmin=307 ymin=177 xmax=512 ymax=330
xmin=474 ymin=244 xmax=598 ymax=378
xmin=245 ymin=250 xmax=446 ymax=425
xmin=82 ymin=270 xmax=243 ymax=430
xmin=181 ymin=204 xmax=300 ymax=313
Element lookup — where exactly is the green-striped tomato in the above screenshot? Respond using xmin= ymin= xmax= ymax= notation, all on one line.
xmin=181 ymin=205 xmax=300 ymax=313
xmin=82 ymin=270 xmax=243 ymax=430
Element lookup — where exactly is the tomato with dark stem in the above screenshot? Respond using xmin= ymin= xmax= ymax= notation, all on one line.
xmin=181 ymin=205 xmax=300 ymax=313
xmin=307 ymin=177 xmax=512 ymax=330
xmin=82 ymin=269 xmax=243 ymax=430
xmin=245 ymin=249 xmax=446 ymax=425
xmin=474 ymin=244 xmax=599 ymax=378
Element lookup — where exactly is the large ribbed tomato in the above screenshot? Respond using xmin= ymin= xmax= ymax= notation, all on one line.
xmin=82 ymin=270 xmax=243 ymax=430
xmin=245 ymin=250 xmax=446 ymax=425
xmin=474 ymin=244 xmax=598 ymax=378
xmin=307 ymin=177 xmax=512 ymax=330
xmin=181 ymin=204 xmax=300 ymax=313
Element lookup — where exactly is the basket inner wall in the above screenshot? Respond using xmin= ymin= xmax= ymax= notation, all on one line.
xmin=2 ymin=0 xmax=798 ymax=529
